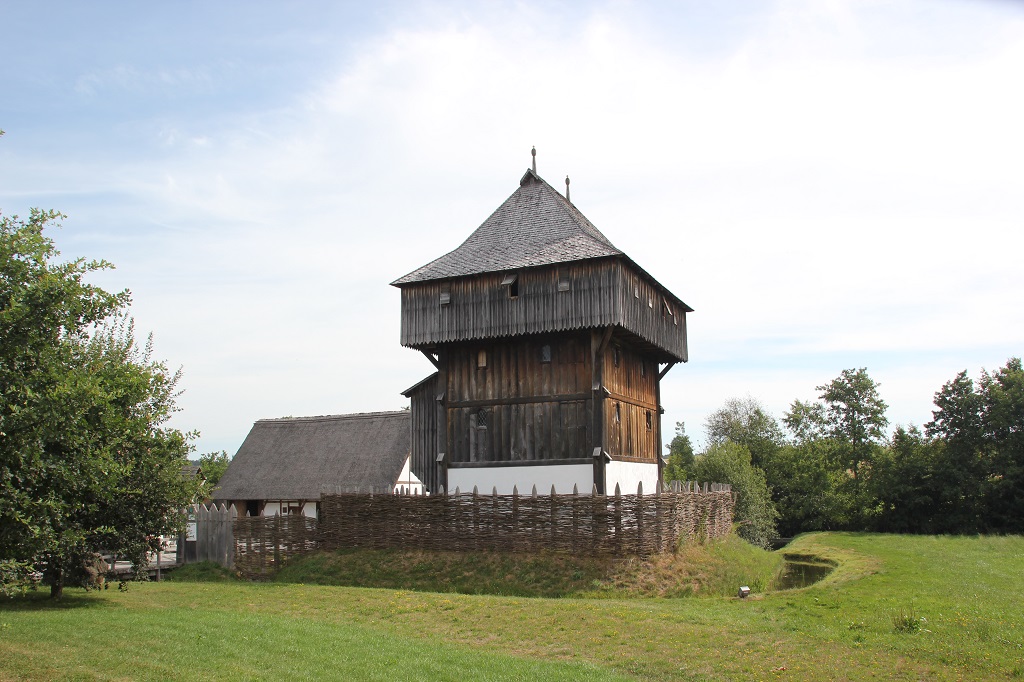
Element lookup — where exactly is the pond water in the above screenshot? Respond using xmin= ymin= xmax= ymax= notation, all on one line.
xmin=771 ymin=559 xmax=835 ymax=590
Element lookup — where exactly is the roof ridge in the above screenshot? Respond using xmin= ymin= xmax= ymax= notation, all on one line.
xmin=257 ymin=410 xmax=409 ymax=424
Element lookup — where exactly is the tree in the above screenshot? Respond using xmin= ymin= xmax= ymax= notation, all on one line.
xmin=924 ymin=370 xmax=987 ymax=532
xmin=929 ymin=359 xmax=1024 ymax=533
xmin=704 ymin=397 xmax=784 ymax=468
xmin=782 ymin=399 xmax=827 ymax=444
xmin=662 ymin=421 xmax=695 ymax=483
xmin=771 ymin=373 xmax=888 ymax=534
xmin=762 ymin=439 xmax=855 ymax=536
xmin=693 ymin=441 xmax=779 ymax=548
xmin=196 ymin=450 xmax=231 ymax=491
xmin=870 ymin=426 xmax=944 ymax=533
xmin=0 ymin=210 xmax=201 ymax=598
xmin=817 ymin=368 xmax=889 ymax=485
xmin=977 ymin=358 xmax=1024 ymax=532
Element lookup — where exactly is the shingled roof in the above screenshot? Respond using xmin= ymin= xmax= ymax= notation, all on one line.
xmin=391 ymin=169 xmax=624 ymax=285
xmin=214 ymin=411 xmax=411 ymax=501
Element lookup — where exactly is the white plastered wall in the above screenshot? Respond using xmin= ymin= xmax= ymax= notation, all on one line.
xmin=262 ymin=501 xmax=317 ymax=518
xmin=447 ymin=464 xmax=594 ymax=495
xmin=605 ymin=460 xmax=659 ymax=495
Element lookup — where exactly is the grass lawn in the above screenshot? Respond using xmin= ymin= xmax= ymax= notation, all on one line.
xmin=1 ymin=533 xmax=1022 ymax=681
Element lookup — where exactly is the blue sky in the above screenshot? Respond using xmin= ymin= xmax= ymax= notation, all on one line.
xmin=2 ymin=0 xmax=1023 ymax=456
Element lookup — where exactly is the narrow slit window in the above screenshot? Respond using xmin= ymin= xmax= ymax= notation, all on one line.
xmin=541 ymin=344 xmax=552 ymax=363
xmin=557 ymin=266 xmax=570 ymax=292
xmin=614 ymin=402 xmax=621 ymax=423
xmin=477 ymin=408 xmax=488 ymax=429
xmin=646 ymin=410 xmax=652 ymax=430
xmin=477 ymin=349 xmax=487 ymax=369
xmin=439 ymin=282 xmax=451 ymax=305
xmin=613 ymin=347 xmax=620 ymax=368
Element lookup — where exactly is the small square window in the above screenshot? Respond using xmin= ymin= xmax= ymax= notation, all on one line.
xmin=501 ymin=273 xmax=519 ymax=298
xmin=541 ymin=344 xmax=552 ymax=363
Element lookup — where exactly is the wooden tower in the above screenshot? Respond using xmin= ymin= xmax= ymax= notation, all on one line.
xmin=393 ymin=159 xmax=691 ymax=495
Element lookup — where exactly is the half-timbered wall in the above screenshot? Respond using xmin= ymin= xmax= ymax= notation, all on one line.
xmin=399 ymin=259 xmax=687 ymax=362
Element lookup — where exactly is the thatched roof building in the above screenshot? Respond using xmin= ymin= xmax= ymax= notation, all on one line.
xmin=214 ymin=411 xmax=414 ymax=517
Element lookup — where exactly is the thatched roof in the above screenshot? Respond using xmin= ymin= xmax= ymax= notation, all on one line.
xmin=214 ymin=411 xmax=411 ymax=500
xmin=392 ymin=169 xmax=623 ymax=285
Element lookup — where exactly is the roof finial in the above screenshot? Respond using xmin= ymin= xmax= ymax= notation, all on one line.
xmin=531 ymin=146 xmax=537 ymax=173
xmin=565 ymin=175 xmax=571 ymax=202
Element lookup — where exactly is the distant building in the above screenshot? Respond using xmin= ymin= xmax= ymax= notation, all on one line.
xmin=394 ymin=157 xmax=690 ymax=495
xmin=214 ymin=411 xmax=419 ymax=518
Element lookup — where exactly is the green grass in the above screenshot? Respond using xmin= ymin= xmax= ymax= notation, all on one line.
xmin=2 ymin=533 xmax=1023 ymax=680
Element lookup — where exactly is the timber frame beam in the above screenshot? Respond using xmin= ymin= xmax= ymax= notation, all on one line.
xmin=420 ymin=350 xmax=440 ymax=370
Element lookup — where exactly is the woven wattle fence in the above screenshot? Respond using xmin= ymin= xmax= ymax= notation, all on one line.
xmin=234 ymin=512 xmax=317 ymax=578
xmin=317 ymin=481 xmax=733 ymax=557
xmin=233 ymin=481 xmax=734 ymax=578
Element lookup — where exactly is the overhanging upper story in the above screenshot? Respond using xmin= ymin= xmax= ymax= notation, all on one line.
xmin=391 ymin=168 xmax=692 ymax=363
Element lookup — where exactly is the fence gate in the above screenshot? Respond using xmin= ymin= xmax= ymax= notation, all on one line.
xmin=176 ymin=503 xmax=236 ymax=568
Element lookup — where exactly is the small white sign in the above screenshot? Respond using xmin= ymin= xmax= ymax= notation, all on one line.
xmin=186 ymin=522 xmax=197 ymax=541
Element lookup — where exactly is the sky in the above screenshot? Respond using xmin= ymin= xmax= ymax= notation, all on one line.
xmin=2 ymin=0 xmax=1022 ymax=457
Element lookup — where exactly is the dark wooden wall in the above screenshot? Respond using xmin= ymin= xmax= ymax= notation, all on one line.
xmin=407 ymin=373 xmax=441 ymax=494
xmin=398 ymin=259 xmax=687 ymax=362
xmin=407 ymin=330 xmax=668 ymax=492
xmin=602 ymin=344 xmax=660 ymax=462
xmin=444 ymin=334 xmax=593 ymax=467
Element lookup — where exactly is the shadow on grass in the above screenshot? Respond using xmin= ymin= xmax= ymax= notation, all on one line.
xmin=0 ymin=589 xmax=113 ymax=611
